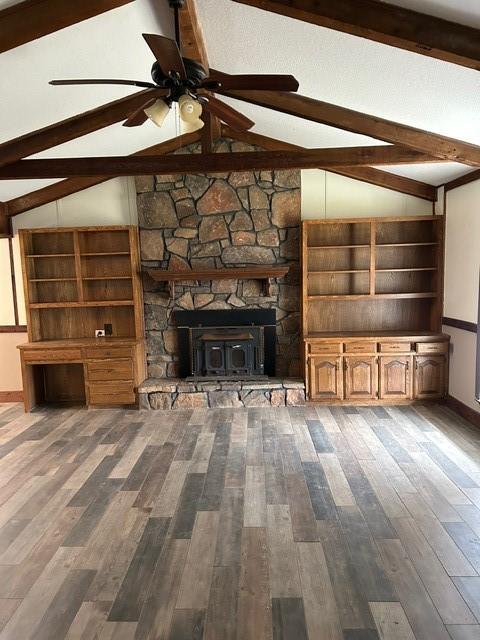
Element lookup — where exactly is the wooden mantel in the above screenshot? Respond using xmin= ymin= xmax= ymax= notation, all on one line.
xmin=145 ymin=265 xmax=290 ymax=297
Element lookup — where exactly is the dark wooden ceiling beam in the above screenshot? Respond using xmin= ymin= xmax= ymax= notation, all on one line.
xmin=178 ymin=0 xmax=209 ymax=70
xmin=0 ymin=146 xmax=442 ymax=179
xmin=217 ymin=83 xmax=480 ymax=167
xmin=0 ymin=0 xmax=135 ymax=54
xmin=444 ymin=169 xmax=480 ymax=192
xmin=5 ymin=131 xmax=201 ymax=217
xmin=232 ymin=0 xmax=480 ymax=71
xmin=329 ymin=166 xmax=437 ymax=202
xmin=222 ymin=126 xmax=437 ymax=201
xmin=0 ymin=90 xmax=161 ymax=168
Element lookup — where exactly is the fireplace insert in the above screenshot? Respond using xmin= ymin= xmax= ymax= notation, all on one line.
xmin=175 ymin=309 xmax=276 ymax=378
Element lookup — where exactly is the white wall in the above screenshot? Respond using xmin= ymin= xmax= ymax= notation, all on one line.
xmin=443 ymin=179 xmax=480 ymax=412
xmin=301 ymin=169 xmax=434 ymax=218
xmin=0 ymin=177 xmax=137 ymax=393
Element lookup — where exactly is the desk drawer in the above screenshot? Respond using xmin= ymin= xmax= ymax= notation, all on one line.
xmin=84 ymin=346 xmax=133 ymax=359
xmin=87 ymin=359 xmax=133 ymax=382
xmin=23 ymin=348 xmax=82 ymax=362
xmin=309 ymin=342 xmax=342 ymax=354
xmin=344 ymin=342 xmax=376 ymax=353
xmin=379 ymin=342 xmax=411 ymax=353
xmin=416 ymin=342 xmax=448 ymax=354
xmin=88 ymin=381 xmax=135 ymax=406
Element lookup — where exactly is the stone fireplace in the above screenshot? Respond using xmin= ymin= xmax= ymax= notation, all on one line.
xmin=136 ymin=137 xmax=305 ymax=408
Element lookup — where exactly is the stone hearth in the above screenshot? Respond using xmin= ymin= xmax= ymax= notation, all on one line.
xmin=137 ymin=137 xmax=302 ymax=380
xmin=138 ymin=378 xmax=306 ymax=410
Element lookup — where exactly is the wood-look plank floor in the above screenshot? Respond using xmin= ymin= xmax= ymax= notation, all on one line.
xmin=0 ymin=402 xmax=480 ymax=639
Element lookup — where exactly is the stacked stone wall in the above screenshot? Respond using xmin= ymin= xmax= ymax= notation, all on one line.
xmin=137 ymin=138 xmax=301 ymax=379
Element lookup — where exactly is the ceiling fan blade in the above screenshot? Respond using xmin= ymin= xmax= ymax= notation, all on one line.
xmin=49 ymin=79 xmax=158 ymax=89
xmin=123 ymin=98 xmax=157 ymax=127
xmin=204 ymin=74 xmax=299 ymax=92
xmin=204 ymin=95 xmax=254 ymax=131
xmin=142 ymin=33 xmax=186 ymax=80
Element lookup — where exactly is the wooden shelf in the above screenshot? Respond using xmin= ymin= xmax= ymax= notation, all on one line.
xmin=81 ymin=252 xmax=131 ymax=256
xmin=307 ymin=293 xmax=437 ymax=301
xmin=29 ymin=300 xmax=135 ymax=309
xmin=26 ymin=253 xmax=75 ymax=258
xmin=82 ymin=276 xmax=132 ymax=281
xmin=376 ymin=267 xmax=436 ymax=272
xmin=377 ymin=242 xmax=438 ymax=247
xmin=308 ymin=244 xmax=370 ymax=250
xmin=376 ymin=292 xmax=437 ymax=299
xmin=29 ymin=278 xmax=77 ymax=282
xmin=309 ymin=269 xmax=369 ymax=275
xmin=146 ymin=265 xmax=290 ymax=297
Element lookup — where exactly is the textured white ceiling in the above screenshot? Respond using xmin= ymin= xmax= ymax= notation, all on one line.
xmin=0 ymin=0 xmax=479 ymax=199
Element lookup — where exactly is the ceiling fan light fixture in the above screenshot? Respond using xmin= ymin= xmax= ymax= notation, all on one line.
xmin=144 ymin=98 xmax=170 ymax=127
xmin=178 ymin=93 xmax=202 ymax=124
xmin=181 ymin=118 xmax=205 ymax=134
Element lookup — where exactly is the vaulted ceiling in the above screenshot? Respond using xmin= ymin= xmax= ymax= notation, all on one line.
xmin=0 ymin=0 xmax=479 ymax=205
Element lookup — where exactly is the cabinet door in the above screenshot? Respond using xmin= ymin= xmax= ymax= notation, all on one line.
xmin=344 ymin=356 xmax=377 ymax=400
xmin=414 ymin=356 xmax=446 ymax=399
xmin=379 ymin=356 xmax=412 ymax=400
xmin=309 ymin=357 xmax=342 ymax=401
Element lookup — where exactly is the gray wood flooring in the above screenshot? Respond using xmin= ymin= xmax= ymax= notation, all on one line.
xmin=0 ymin=402 xmax=479 ymax=639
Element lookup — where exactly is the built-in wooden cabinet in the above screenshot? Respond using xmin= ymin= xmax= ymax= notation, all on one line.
xmin=17 ymin=226 xmax=146 ymax=411
xmin=309 ymin=356 xmax=343 ymax=401
xmin=379 ymin=356 xmax=411 ymax=400
xmin=344 ymin=356 xmax=377 ymax=400
xmin=302 ymin=216 xmax=448 ymax=404
xmin=414 ymin=355 xmax=446 ymax=400
xmin=305 ymin=338 xmax=448 ymax=404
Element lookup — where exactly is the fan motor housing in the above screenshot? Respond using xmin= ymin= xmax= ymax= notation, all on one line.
xmin=151 ymin=59 xmax=207 ymax=88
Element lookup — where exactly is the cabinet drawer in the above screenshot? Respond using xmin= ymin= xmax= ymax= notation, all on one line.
xmin=309 ymin=342 xmax=342 ymax=354
xmin=416 ymin=342 xmax=448 ymax=354
xmin=88 ymin=381 xmax=135 ymax=406
xmin=379 ymin=342 xmax=411 ymax=353
xmin=87 ymin=359 xmax=133 ymax=382
xmin=344 ymin=342 xmax=376 ymax=353
xmin=84 ymin=346 xmax=133 ymax=359
xmin=23 ymin=348 xmax=82 ymax=362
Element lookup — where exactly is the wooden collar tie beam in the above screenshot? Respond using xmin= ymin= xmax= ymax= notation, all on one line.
xmin=0 ymin=146 xmax=442 ymax=179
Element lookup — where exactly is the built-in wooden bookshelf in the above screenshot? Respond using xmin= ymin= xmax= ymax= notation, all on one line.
xmin=302 ymin=216 xmax=449 ymax=404
xmin=18 ymin=226 xmax=146 ymax=410
xmin=303 ymin=216 xmax=444 ymax=333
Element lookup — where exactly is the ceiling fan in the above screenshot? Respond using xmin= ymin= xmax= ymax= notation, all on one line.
xmin=49 ymin=1 xmax=299 ymax=133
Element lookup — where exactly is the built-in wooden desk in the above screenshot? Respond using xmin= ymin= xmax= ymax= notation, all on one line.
xmin=18 ymin=337 xmax=145 ymax=411
xmin=17 ymin=226 xmax=146 ymax=412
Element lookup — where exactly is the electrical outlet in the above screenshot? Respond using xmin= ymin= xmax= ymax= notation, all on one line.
xmin=95 ymin=329 xmax=105 ymax=338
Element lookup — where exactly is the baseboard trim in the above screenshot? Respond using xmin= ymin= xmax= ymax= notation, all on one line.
xmin=0 ymin=391 xmax=23 ymax=403
xmin=446 ymin=394 xmax=480 ymax=429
